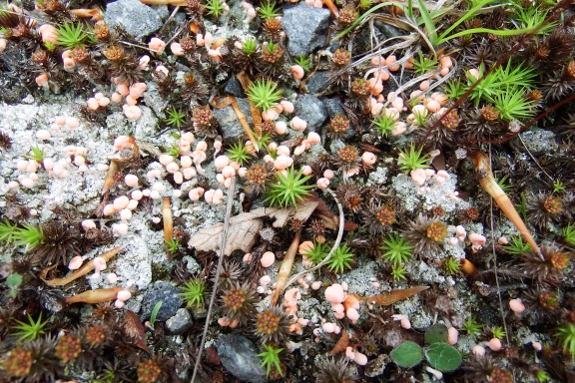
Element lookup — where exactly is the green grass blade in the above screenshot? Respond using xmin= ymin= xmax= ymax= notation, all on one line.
xmin=436 ymin=0 xmax=495 ymax=44
xmin=415 ymin=0 xmax=437 ymax=44
xmin=437 ymin=25 xmax=541 ymax=45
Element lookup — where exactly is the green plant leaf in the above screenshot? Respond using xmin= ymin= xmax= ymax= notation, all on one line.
xmin=150 ymin=300 xmax=163 ymax=329
xmin=415 ymin=0 xmax=437 ymax=44
xmin=425 ymin=342 xmax=462 ymax=372
xmin=425 ymin=324 xmax=449 ymax=345
xmin=390 ymin=341 xmax=423 ymax=368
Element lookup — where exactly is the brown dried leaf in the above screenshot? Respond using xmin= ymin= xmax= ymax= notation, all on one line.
xmin=356 ymin=286 xmax=429 ymax=306
xmin=123 ymin=310 xmax=150 ymax=354
xmin=313 ymin=198 xmax=357 ymax=231
xmin=188 ymin=200 xmax=319 ymax=255
xmin=329 ymin=329 xmax=349 ymax=355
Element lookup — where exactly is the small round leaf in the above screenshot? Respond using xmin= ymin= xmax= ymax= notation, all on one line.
xmin=425 ymin=324 xmax=448 ymax=345
xmin=390 ymin=341 xmax=424 ymax=368
xmin=425 ymin=342 xmax=462 ymax=372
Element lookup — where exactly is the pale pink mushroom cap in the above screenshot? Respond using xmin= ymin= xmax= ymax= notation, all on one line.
xmin=81 ymin=220 xmax=97 ymax=231
xmin=107 ymin=273 xmax=118 ymax=284
xmin=447 ymin=327 xmax=459 ymax=345
xmin=35 ymin=74 xmax=49 ymax=87
xmin=354 ymin=352 xmax=368 ymax=366
xmin=117 ymin=290 xmax=132 ymax=301
xmin=290 ymin=65 xmax=305 ymax=80
xmin=149 ymin=37 xmax=166 ymax=54
xmin=261 ymin=251 xmax=275 ymax=267
xmin=36 ymin=130 xmax=51 ymax=141
xmin=93 ymin=256 xmax=107 ymax=271
xmin=325 ymin=283 xmax=345 ymax=304
xmin=509 ymin=298 xmax=525 ymax=313
xmin=68 ymin=256 xmax=84 ymax=270
xmin=488 ymin=338 xmax=502 ymax=351
xmin=472 ymin=345 xmax=486 ymax=357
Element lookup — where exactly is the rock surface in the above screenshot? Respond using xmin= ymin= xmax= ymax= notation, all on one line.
xmin=213 ymin=98 xmax=253 ymax=145
xmin=306 ymin=71 xmax=329 ymax=94
xmin=105 ymin=0 xmax=162 ymax=40
xmin=283 ymin=5 xmax=330 ymax=58
xmin=165 ymin=308 xmax=193 ymax=334
xmin=140 ymin=281 xmax=183 ymax=321
xmin=217 ymin=333 xmax=266 ymax=383
xmin=293 ymin=94 xmax=328 ymax=132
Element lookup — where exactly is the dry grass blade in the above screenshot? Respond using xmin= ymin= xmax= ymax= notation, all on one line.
xmin=211 ymin=94 xmax=259 ymax=152
xmin=329 ymin=329 xmax=350 ymax=355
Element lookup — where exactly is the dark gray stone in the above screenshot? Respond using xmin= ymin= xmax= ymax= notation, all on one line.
xmin=224 ymin=77 xmax=245 ymax=98
xmin=306 ymin=71 xmax=329 ymax=94
xmin=217 ymin=334 xmax=266 ymax=383
xmin=293 ymin=94 xmax=328 ymax=132
xmin=283 ymin=5 xmax=330 ymax=58
xmin=140 ymin=281 xmax=183 ymax=321
xmin=213 ymin=98 xmax=253 ymax=144
xmin=322 ymin=97 xmax=355 ymax=139
xmin=143 ymin=81 xmax=168 ymax=119
xmin=374 ymin=21 xmax=403 ymax=38
xmin=165 ymin=308 xmax=193 ymax=334
xmin=105 ymin=0 xmax=162 ymax=40
xmin=322 ymin=97 xmax=346 ymax=119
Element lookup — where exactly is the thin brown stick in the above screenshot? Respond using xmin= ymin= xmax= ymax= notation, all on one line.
xmin=191 ymin=177 xmax=236 ymax=383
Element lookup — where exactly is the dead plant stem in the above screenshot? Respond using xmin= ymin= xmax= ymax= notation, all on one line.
xmin=190 ymin=177 xmax=236 ymax=383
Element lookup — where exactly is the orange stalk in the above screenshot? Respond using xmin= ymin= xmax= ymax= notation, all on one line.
xmin=323 ymin=0 xmax=339 ymax=17
xmin=189 ymin=22 xmax=199 ymax=34
xmin=66 ymin=287 xmax=123 ymax=304
xmin=163 ymin=197 xmax=173 ymax=259
xmin=271 ymin=231 xmax=301 ymax=305
xmin=469 ymin=151 xmax=543 ymax=260
xmin=460 ymin=258 xmax=478 ymax=276
xmin=41 ymin=246 xmax=124 ymax=287
xmin=70 ymin=8 xmax=103 ymax=20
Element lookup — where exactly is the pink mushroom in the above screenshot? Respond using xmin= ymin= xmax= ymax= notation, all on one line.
xmin=68 ymin=256 xmax=84 ymax=270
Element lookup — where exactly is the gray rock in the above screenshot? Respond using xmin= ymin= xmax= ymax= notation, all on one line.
xmin=165 ymin=308 xmax=193 ymax=334
xmin=105 ymin=0 xmax=162 ymax=40
xmin=217 ymin=334 xmax=266 ymax=383
xmin=322 ymin=97 xmax=355 ymax=139
xmin=293 ymin=94 xmax=328 ymax=132
xmin=153 ymin=4 xmax=169 ymax=20
xmin=512 ymin=128 xmax=557 ymax=153
xmin=322 ymin=97 xmax=346 ymax=119
xmin=283 ymin=5 xmax=330 ymax=57
xmin=140 ymin=281 xmax=183 ymax=321
xmin=213 ymin=98 xmax=253 ymax=144
xmin=364 ymin=354 xmax=387 ymax=378
xmin=374 ymin=21 xmax=403 ymax=38
xmin=143 ymin=82 xmax=169 ymax=119
xmin=224 ymin=77 xmax=245 ymax=98
xmin=306 ymin=71 xmax=329 ymax=94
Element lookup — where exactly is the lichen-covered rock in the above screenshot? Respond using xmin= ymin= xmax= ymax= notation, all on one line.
xmin=213 ymin=98 xmax=253 ymax=145
xmin=293 ymin=94 xmax=328 ymax=133
xmin=165 ymin=308 xmax=193 ymax=334
xmin=283 ymin=4 xmax=330 ymax=58
xmin=306 ymin=71 xmax=329 ymax=94
xmin=105 ymin=0 xmax=162 ymax=40
xmin=217 ymin=333 xmax=266 ymax=383
xmin=140 ymin=281 xmax=183 ymax=321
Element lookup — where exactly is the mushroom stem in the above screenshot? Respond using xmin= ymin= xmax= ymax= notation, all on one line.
xmin=469 ymin=151 xmax=543 ymax=261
